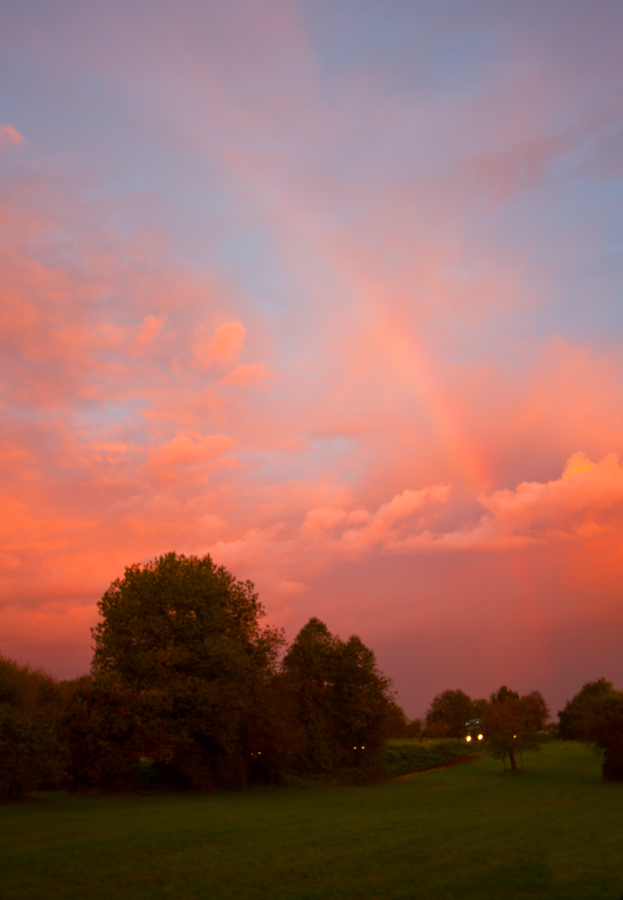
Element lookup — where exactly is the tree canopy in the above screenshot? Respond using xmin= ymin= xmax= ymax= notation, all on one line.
xmin=90 ymin=552 xmax=285 ymax=788
xmin=92 ymin=551 xmax=282 ymax=686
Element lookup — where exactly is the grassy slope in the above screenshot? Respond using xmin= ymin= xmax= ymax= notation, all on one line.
xmin=2 ymin=742 xmax=622 ymax=899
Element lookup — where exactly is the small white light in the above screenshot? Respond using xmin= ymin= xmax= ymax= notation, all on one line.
xmin=478 ymin=734 xmax=483 ymax=740
xmin=466 ymin=735 xmax=472 ymax=742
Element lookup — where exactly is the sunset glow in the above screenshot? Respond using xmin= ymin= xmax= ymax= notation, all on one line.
xmin=1 ymin=0 xmax=622 ymax=715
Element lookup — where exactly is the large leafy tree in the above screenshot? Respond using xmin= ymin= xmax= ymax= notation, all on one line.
xmin=425 ymin=689 xmax=475 ymax=739
xmin=91 ymin=552 xmax=284 ymax=788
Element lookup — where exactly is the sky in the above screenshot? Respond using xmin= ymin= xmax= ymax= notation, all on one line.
xmin=1 ymin=0 xmax=622 ymax=717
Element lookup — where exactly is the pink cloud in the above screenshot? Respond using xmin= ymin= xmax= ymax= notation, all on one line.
xmin=0 ymin=125 xmax=27 ymax=147
xmin=221 ymin=361 xmax=273 ymax=386
xmin=473 ymin=451 xmax=623 ymax=544
xmin=386 ymin=452 xmax=623 ymax=552
xmin=194 ymin=320 xmax=246 ymax=368
xmin=131 ymin=313 xmax=166 ymax=355
xmin=149 ymin=433 xmax=236 ymax=469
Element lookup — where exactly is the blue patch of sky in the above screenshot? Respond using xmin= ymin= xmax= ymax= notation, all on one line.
xmin=428 ymin=153 xmax=623 ymax=362
xmin=236 ymin=436 xmax=365 ymax=486
xmin=73 ymin=398 xmax=148 ymax=432
xmin=303 ymin=0 xmax=494 ymax=104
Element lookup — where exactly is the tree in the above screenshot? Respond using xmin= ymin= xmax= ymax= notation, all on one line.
xmin=590 ymin=694 xmax=623 ymax=782
xmin=558 ymin=679 xmax=623 ymax=781
xmin=90 ymin=552 xmax=284 ymax=788
xmin=425 ymin=689 xmax=474 ymax=739
xmin=558 ymin=678 xmax=618 ymax=740
xmin=59 ymin=675 xmax=159 ymax=791
xmin=483 ymin=686 xmax=548 ymax=772
xmin=522 ymin=690 xmax=550 ymax=732
xmin=0 ymin=656 xmax=66 ymax=798
xmin=331 ymin=633 xmax=394 ymax=763
xmin=406 ymin=717 xmax=424 ymax=739
xmin=281 ymin=618 xmax=394 ymax=771
xmin=384 ymin=700 xmax=410 ymax=738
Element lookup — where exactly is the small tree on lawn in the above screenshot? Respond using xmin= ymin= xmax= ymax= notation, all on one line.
xmin=483 ymin=686 xmax=548 ymax=773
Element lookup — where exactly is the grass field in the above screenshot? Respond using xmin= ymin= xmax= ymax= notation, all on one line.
xmin=2 ymin=741 xmax=622 ymax=899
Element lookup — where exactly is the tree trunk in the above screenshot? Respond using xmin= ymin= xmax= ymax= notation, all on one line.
xmin=509 ymin=748 xmax=517 ymax=771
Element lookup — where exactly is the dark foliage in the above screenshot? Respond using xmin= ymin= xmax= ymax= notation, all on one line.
xmin=381 ymin=741 xmax=470 ymax=777
xmin=0 ymin=656 xmax=66 ymax=799
xmin=90 ymin=552 xmax=286 ymax=789
xmin=483 ymin=686 xmax=549 ymax=772
xmin=425 ymin=689 xmax=475 ymax=739
xmin=59 ymin=675 xmax=161 ymax=791
xmin=591 ymin=695 xmax=623 ymax=782
xmin=558 ymin=678 xmax=619 ymax=740
xmin=384 ymin=700 xmax=423 ymax=739
xmin=281 ymin=617 xmax=395 ymax=772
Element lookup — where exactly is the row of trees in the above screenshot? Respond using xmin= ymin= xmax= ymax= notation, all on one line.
xmin=417 ymin=686 xmax=550 ymax=771
xmin=2 ymin=551 xmax=621 ymax=795
xmin=417 ymin=679 xmax=623 ymax=778
xmin=0 ymin=553 xmax=396 ymax=797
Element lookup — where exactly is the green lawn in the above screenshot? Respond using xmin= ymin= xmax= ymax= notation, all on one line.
xmin=1 ymin=742 xmax=622 ymax=899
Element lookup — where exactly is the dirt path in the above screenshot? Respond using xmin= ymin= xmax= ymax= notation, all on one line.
xmin=395 ymin=752 xmax=482 ymax=779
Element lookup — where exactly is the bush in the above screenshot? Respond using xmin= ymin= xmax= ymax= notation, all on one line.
xmin=381 ymin=741 xmax=470 ymax=778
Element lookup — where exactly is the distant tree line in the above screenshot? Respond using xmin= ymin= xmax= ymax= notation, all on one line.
xmin=1 ymin=552 xmax=622 ymax=798
xmin=416 ymin=686 xmax=550 ymax=772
